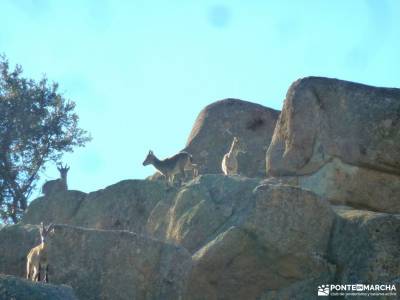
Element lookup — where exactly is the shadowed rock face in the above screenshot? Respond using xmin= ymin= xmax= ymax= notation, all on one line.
xmin=69 ymin=180 xmax=176 ymax=234
xmin=185 ymin=98 xmax=280 ymax=178
xmin=266 ymin=77 xmax=400 ymax=213
xmin=185 ymin=183 xmax=336 ymax=300
xmin=22 ymin=180 xmax=176 ymax=236
xmin=22 ymin=191 xmax=87 ymax=226
xmin=2 ymin=175 xmax=400 ymax=299
xmin=0 ymin=224 xmax=40 ymax=278
xmin=44 ymin=225 xmax=192 ymax=300
xmin=5 ymin=177 xmax=339 ymax=300
xmin=329 ymin=206 xmax=400 ymax=288
xmin=0 ymin=274 xmax=78 ymax=300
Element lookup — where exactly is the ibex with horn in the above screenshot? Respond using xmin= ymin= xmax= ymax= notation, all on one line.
xmin=222 ymin=137 xmax=244 ymax=175
xmin=42 ymin=164 xmax=69 ymax=196
xmin=26 ymin=222 xmax=54 ymax=282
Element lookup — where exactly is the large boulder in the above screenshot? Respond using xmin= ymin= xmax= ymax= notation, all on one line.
xmin=296 ymin=158 xmax=400 ymax=213
xmin=266 ymin=77 xmax=400 ymax=213
xmin=185 ymin=98 xmax=279 ymax=177
xmin=329 ymin=206 xmax=400 ymax=289
xmin=22 ymin=190 xmax=87 ymax=225
xmin=185 ymin=184 xmax=336 ymax=300
xmin=0 ymin=224 xmax=40 ymax=277
xmin=150 ymin=175 xmax=260 ymax=253
xmin=46 ymin=224 xmax=192 ymax=300
xmin=71 ymin=180 xmax=176 ymax=234
xmin=21 ymin=180 xmax=176 ymax=236
xmin=0 ymin=274 xmax=78 ymax=300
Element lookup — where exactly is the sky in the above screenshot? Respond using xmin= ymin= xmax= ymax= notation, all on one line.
xmin=0 ymin=0 xmax=399 ymax=199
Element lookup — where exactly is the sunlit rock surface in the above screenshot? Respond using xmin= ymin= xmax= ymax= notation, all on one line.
xmin=1 ymin=77 xmax=399 ymax=299
xmin=185 ymin=98 xmax=279 ymax=178
xmin=267 ymin=77 xmax=400 ymax=213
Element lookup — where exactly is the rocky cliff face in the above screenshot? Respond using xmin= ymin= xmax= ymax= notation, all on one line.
xmin=1 ymin=78 xmax=399 ymax=299
xmin=266 ymin=76 xmax=400 ymax=213
xmin=184 ymin=98 xmax=280 ymax=178
xmin=46 ymin=225 xmax=191 ymax=300
xmin=0 ymin=274 xmax=78 ymax=300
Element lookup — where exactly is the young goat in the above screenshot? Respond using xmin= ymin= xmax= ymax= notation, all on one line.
xmin=221 ymin=137 xmax=243 ymax=175
xmin=42 ymin=164 xmax=69 ymax=196
xmin=26 ymin=222 xmax=54 ymax=283
xmin=143 ymin=150 xmax=197 ymax=185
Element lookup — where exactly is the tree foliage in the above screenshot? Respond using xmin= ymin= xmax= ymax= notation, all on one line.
xmin=0 ymin=55 xmax=91 ymax=223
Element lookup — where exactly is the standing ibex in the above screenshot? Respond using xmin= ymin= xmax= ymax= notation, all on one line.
xmin=222 ymin=137 xmax=243 ymax=175
xmin=143 ymin=150 xmax=197 ymax=185
xmin=42 ymin=164 xmax=69 ymax=196
xmin=26 ymin=222 xmax=54 ymax=282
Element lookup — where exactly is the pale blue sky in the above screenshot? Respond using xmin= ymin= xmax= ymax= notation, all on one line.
xmin=1 ymin=0 xmax=399 ymax=197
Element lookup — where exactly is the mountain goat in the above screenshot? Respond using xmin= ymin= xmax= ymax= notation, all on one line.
xmin=222 ymin=137 xmax=243 ymax=175
xmin=26 ymin=222 xmax=54 ymax=282
xmin=42 ymin=164 xmax=69 ymax=196
xmin=143 ymin=150 xmax=197 ymax=185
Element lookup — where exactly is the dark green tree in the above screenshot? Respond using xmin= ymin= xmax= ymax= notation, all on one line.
xmin=0 ymin=55 xmax=91 ymax=223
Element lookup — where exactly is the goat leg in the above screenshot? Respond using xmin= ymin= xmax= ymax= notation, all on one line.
xmin=44 ymin=265 xmax=49 ymax=283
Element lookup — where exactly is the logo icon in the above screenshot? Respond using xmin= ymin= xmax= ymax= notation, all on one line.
xmin=318 ymin=285 xmax=330 ymax=296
